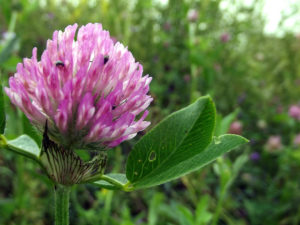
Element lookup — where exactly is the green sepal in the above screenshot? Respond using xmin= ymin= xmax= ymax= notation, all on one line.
xmin=92 ymin=174 xmax=129 ymax=190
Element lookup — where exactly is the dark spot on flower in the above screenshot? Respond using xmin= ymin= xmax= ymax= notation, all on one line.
xmin=112 ymin=99 xmax=127 ymax=110
xmin=104 ymin=56 xmax=109 ymax=64
xmin=55 ymin=61 xmax=64 ymax=68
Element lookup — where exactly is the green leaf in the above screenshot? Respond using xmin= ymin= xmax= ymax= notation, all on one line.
xmin=2 ymin=55 xmax=21 ymax=71
xmin=195 ymin=195 xmax=213 ymax=225
xmin=148 ymin=193 xmax=164 ymax=225
xmin=0 ymin=0 xmax=12 ymax=23
xmin=22 ymin=113 xmax=42 ymax=146
xmin=126 ymin=96 xmax=216 ymax=189
xmin=3 ymin=135 xmax=40 ymax=161
xmin=176 ymin=205 xmax=194 ymax=225
xmin=0 ymin=83 xmax=5 ymax=134
xmin=0 ymin=35 xmax=18 ymax=65
xmin=93 ymin=174 xmax=128 ymax=190
xmin=181 ymin=134 xmax=247 ymax=175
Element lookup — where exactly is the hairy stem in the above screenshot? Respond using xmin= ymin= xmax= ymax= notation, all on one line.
xmin=55 ymin=185 xmax=71 ymax=225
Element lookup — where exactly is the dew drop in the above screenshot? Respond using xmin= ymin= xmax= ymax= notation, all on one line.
xmin=134 ymin=171 xmax=138 ymax=175
xmin=148 ymin=151 xmax=156 ymax=162
xmin=138 ymin=159 xmax=142 ymax=163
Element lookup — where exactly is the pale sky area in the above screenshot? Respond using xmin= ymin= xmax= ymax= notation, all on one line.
xmin=241 ymin=0 xmax=300 ymax=34
xmin=224 ymin=0 xmax=300 ymax=35
xmin=219 ymin=0 xmax=300 ymax=35
xmin=158 ymin=0 xmax=300 ymax=35
xmin=61 ymin=0 xmax=300 ymax=35
xmin=262 ymin=0 xmax=300 ymax=34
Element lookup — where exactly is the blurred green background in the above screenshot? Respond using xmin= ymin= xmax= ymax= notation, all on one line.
xmin=1 ymin=0 xmax=300 ymax=224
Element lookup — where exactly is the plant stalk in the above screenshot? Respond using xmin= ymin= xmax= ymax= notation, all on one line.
xmin=55 ymin=185 xmax=71 ymax=225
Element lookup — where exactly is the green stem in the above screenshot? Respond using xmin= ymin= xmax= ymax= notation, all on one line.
xmin=55 ymin=185 xmax=71 ymax=225
xmin=188 ymin=22 xmax=199 ymax=103
xmin=211 ymin=185 xmax=227 ymax=225
xmin=8 ymin=11 xmax=17 ymax=32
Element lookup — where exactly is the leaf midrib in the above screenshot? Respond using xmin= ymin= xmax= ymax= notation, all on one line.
xmin=135 ymin=134 xmax=247 ymax=188
xmin=130 ymin=98 xmax=211 ymax=185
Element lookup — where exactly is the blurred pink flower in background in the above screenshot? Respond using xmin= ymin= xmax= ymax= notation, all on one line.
xmin=214 ymin=63 xmax=222 ymax=72
xmin=5 ymin=23 xmax=152 ymax=149
xmin=183 ymin=74 xmax=191 ymax=82
xmin=187 ymin=9 xmax=199 ymax=22
xmin=265 ymin=135 xmax=282 ymax=152
xmin=163 ymin=41 xmax=170 ymax=48
xmin=293 ymin=134 xmax=300 ymax=146
xmin=163 ymin=22 xmax=171 ymax=31
xmin=295 ymin=79 xmax=300 ymax=86
xmin=276 ymin=105 xmax=284 ymax=114
xmin=229 ymin=121 xmax=243 ymax=135
xmin=289 ymin=105 xmax=300 ymax=120
xmin=220 ymin=32 xmax=231 ymax=43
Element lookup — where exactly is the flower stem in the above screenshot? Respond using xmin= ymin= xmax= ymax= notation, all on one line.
xmin=55 ymin=185 xmax=71 ymax=225
xmin=188 ymin=22 xmax=200 ymax=103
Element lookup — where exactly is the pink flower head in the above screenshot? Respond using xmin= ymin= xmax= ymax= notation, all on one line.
xmin=289 ymin=105 xmax=300 ymax=120
xmin=228 ymin=121 xmax=243 ymax=135
xmin=220 ymin=32 xmax=231 ymax=43
xmin=183 ymin=74 xmax=190 ymax=82
xmin=187 ymin=9 xmax=199 ymax=22
xmin=5 ymin=23 xmax=152 ymax=149
xmin=265 ymin=135 xmax=282 ymax=152
xmin=293 ymin=134 xmax=300 ymax=146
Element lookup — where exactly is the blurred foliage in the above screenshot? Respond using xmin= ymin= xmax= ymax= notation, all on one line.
xmin=1 ymin=0 xmax=300 ymax=224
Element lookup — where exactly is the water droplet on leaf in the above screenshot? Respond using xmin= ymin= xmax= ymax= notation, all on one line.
xmin=148 ymin=151 xmax=156 ymax=162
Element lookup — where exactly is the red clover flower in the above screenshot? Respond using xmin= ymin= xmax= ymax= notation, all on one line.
xmin=5 ymin=23 xmax=152 ymax=150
